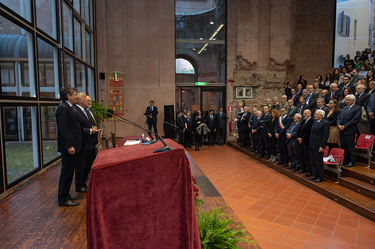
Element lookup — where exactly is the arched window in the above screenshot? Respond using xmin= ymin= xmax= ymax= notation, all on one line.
xmin=175 ymin=58 xmax=195 ymax=74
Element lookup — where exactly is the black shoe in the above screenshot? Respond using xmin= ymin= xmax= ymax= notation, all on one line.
xmin=344 ymin=163 xmax=355 ymax=168
xmin=76 ymin=187 xmax=87 ymax=193
xmin=59 ymin=200 xmax=79 ymax=207
xmin=238 ymin=143 xmax=243 ymax=146
xmin=294 ymin=167 xmax=301 ymax=172
xmin=308 ymin=176 xmax=317 ymax=181
xmin=305 ymin=173 xmax=311 ymax=177
xmin=283 ymin=164 xmax=288 ymax=167
xmin=254 ymin=151 xmax=259 ymax=155
xmin=276 ymin=162 xmax=283 ymax=166
xmin=250 ymin=148 xmax=255 ymax=152
xmin=313 ymin=178 xmax=324 ymax=183
xmin=287 ymin=166 xmax=295 ymax=169
xmin=188 ymin=145 xmax=193 ymax=148
xmin=208 ymin=145 xmax=211 ymax=147
xmin=258 ymin=154 xmax=265 ymax=158
xmin=69 ymin=194 xmax=80 ymax=200
xmin=220 ymin=144 xmax=224 ymax=146
xmin=298 ymin=170 xmax=306 ymax=173
xmin=265 ymin=155 xmax=270 ymax=160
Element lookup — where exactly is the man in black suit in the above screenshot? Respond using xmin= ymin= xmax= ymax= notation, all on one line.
xmin=56 ymin=87 xmax=82 ymax=207
xmin=286 ymin=114 xmax=302 ymax=169
xmin=314 ymin=98 xmax=329 ymax=117
xmin=355 ymin=84 xmax=369 ymax=109
xmin=145 ymin=100 xmax=158 ymax=138
xmin=205 ymin=109 xmax=216 ymax=147
xmin=297 ymin=110 xmax=314 ymax=175
xmin=324 ymin=83 xmax=340 ymax=105
xmin=339 ymin=75 xmax=356 ymax=94
xmin=295 ymin=84 xmax=303 ymax=99
xmin=275 ymin=108 xmax=292 ymax=167
xmin=185 ymin=113 xmax=193 ymax=148
xmin=86 ymin=95 xmax=100 ymax=146
xmin=258 ymin=106 xmax=271 ymax=159
xmin=296 ymin=96 xmax=307 ymax=115
xmin=287 ymin=99 xmax=297 ymax=118
xmin=176 ymin=111 xmax=185 ymax=146
xmin=308 ymin=110 xmax=330 ymax=182
xmin=337 ymin=94 xmax=362 ymax=167
xmin=216 ymin=106 xmax=227 ymax=146
xmin=285 ymin=81 xmax=293 ymax=100
xmin=251 ymin=110 xmax=262 ymax=153
xmin=305 ymin=85 xmax=318 ymax=113
xmin=239 ymin=107 xmax=251 ymax=148
xmin=291 ymin=88 xmax=299 ymax=106
xmin=73 ymin=92 xmax=99 ymax=193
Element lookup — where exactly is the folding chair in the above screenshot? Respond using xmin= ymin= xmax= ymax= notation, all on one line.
xmin=323 ymin=146 xmax=329 ymax=157
xmin=324 ymin=148 xmax=345 ymax=184
xmin=355 ymin=134 xmax=375 ymax=168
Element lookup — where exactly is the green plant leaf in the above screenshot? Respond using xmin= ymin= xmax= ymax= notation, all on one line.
xmin=91 ymin=101 xmax=111 ymax=120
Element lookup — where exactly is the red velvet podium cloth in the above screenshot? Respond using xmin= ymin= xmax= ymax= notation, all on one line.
xmin=86 ymin=139 xmax=201 ymax=249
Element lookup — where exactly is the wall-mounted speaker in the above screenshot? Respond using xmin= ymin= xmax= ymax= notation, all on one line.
xmin=99 ymin=72 xmax=105 ymax=80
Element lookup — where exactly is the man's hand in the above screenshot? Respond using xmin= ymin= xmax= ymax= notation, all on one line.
xmin=319 ymin=147 xmax=324 ymax=152
xmin=369 ymin=112 xmax=375 ymax=119
xmin=287 ymin=133 xmax=291 ymax=139
xmin=92 ymin=127 xmax=98 ymax=134
xmin=252 ymin=129 xmax=256 ymax=133
xmin=214 ymin=129 xmax=216 ymax=132
xmin=275 ymin=133 xmax=279 ymax=138
xmin=268 ymin=133 xmax=272 ymax=138
xmin=338 ymin=125 xmax=345 ymax=131
xmin=68 ymin=147 xmax=75 ymax=155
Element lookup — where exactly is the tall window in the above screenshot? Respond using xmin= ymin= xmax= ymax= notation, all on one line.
xmin=0 ymin=0 xmax=96 ymax=191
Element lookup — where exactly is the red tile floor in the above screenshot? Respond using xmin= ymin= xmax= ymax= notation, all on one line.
xmin=188 ymin=145 xmax=375 ymax=249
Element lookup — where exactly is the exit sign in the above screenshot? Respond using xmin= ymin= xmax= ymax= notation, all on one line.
xmin=195 ymin=82 xmax=207 ymax=86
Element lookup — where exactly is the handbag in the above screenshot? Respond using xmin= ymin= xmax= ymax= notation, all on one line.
xmin=361 ymin=106 xmax=368 ymax=122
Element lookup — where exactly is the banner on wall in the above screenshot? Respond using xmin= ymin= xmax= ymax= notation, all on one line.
xmin=107 ymin=65 xmax=126 ymax=117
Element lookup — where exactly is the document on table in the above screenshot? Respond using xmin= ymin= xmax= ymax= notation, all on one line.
xmin=124 ymin=139 xmax=141 ymax=146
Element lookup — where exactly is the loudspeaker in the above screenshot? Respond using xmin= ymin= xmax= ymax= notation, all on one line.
xmin=99 ymin=72 xmax=105 ymax=80
xmin=164 ymin=105 xmax=175 ymax=139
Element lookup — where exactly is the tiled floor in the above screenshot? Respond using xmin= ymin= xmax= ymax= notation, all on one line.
xmin=188 ymin=145 xmax=375 ymax=249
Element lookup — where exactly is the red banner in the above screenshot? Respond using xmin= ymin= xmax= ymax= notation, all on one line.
xmin=109 ymin=80 xmax=124 ymax=117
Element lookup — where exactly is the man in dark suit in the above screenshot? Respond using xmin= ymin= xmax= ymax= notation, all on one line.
xmin=339 ymin=75 xmax=356 ymax=94
xmin=285 ymin=81 xmax=292 ymax=100
xmin=291 ymin=88 xmax=299 ymax=106
xmin=251 ymin=111 xmax=262 ymax=154
xmin=216 ymin=106 xmax=227 ymax=146
xmin=86 ymin=95 xmax=100 ymax=146
xmin=297 ymin=110 xmax=314 ymax=175
xmin=205 ymin=109 xmax=216 ymax=147
xmin=296 ymin=96 xmax=308 ymax=115
xmin=355 ymin=84 xmax=369 ymax=109
xmin=275 ymin=108 xmax=292 ymax=167
xmin=258 ymin=106 xmax=271 ymax=159
xmin=337 ymin=94 xmax=362 ymax=167
xmin=249 ymin=108 xmax=258 ymax=152
xmin=295 ymin=84 xmax=303 ymax=99
xmin=185 ymin=113 xmax=193 ymax=148
xmin=286 ymin=114 xmax=302 ymax=169
xmin=308 ymin=110 xmax=330 ymax=182
xmin=176 ymin=111 xmax=185 ymax=146
xmin=287 ymin=99 xmax=297 ymax=118
xmin=239 ymin=107 xmax=251 ymax=148
xmin=305 ymin=85 xmax=318 ymax=113
xmin=324 ymin=83 xmax=340 ymax=105
xmin=56 ymin=87 xmax=82 ymax=207
xmin=314 ymin=98 xmax=329 ymax=117
xmin=72 ymin=92 xmax=99 ymax=193
xmin=145 ymin=100 xmax=158 ymax=138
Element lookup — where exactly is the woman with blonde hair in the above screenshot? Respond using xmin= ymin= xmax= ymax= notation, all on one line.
xmin=325 ymin=99 xmax=340 ymax=149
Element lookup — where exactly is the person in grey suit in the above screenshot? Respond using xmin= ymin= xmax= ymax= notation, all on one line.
xmin=216 ymin=106 xmax=227 ymax=146
xmin=337 ymin=94 xmax=362 ymax=167
xmin=286 ymin=114 xmax=302 ymax=169
xmin=86 ymin=96 xmax=100 ymax=146
xmin=314 ymin=98 xmax=329 ymax=117
xmin=308 ymin=110 xmax=330 ymax=182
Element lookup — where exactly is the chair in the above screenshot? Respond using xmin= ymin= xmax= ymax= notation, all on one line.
xmin=355 ymin=134 xmax=375 ymax=168
xmin=323 ymin=146 xmax=329 ymax=157
xmin=324 ymin=148 xmax=345 ymax=184
xmin=111 ymin=132 xmax=117 ymax=148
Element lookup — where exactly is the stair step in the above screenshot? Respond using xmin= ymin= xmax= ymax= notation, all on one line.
xmin=339 ymin=177 xmax=375 ymax=199
xmin=342 ymin=164 xmax=375 ymax=186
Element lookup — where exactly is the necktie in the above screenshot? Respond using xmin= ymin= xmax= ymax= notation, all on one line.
xmin=290 ymin=123 xmax=296 ymax=132
xmin=85 ymin=109 xmax=96 ymax=126
xmin=211 ymin=115 xmax=213 ymax=121
xmin=220 ymin=112 xmax=222 ymax=117
xmin=312 ymin=121 xmax=318 ymax=130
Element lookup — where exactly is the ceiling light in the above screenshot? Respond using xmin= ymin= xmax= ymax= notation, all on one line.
xmin=192 ymin=48 xmax=196 ymax=50
xmin=210 ymin=22 xmax=214 ymax=25
xmin=199 ymin=38 xmax=203 ymax=40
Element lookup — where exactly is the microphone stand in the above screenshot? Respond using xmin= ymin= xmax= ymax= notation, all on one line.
xmin=164 ymin=121 xmax=179 ymax=130
xmin=106 ymin=112 xmax=172 ymax=153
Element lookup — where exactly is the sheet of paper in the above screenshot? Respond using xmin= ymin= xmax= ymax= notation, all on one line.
xmin=323 ymin=154 xmax=336 ymax=163
xmin=124 ymin=140 xmax=141 ymax=146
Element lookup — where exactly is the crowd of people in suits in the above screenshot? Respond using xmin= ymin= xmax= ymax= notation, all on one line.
xmin=236 ymin=65 xmax=374 ymax=182
xmin=56 ymin=87 xmax=100 ymax=207
xmin=176 ymin=107 xmax=227 ymax=151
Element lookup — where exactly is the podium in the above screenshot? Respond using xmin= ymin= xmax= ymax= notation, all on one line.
xmin=86 ymin=139 xmax=201 ymax=249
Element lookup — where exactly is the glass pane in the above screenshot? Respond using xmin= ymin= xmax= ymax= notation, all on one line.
xmin=41 ymin=105 xmax=60 ymax=164
xmin=35 ymin=0 xmax=57 ymax=39
xmin=73 ymin=0 xmax=80 ymax=14
xmin=176 ymin=58 xmax=194 ymax=74
xmin=0 ymin=16 xmax=36 ymax=97
xmin=85 ymin=30 xmax=91 ymax=64
xmin=178 ymin=87 xmax=200 ymax=113
xmin=3 ymin=106 xmax=39 ymax=184
xmin=62 ymin=2 xmax=73 ymax=50
xmin=76 ymin=60 xmax=86 ymax=92
xmin=87 ymin=67 xmax=95 ymax=99
xmin=38 ymin=38 xmax=59 ymax=99
xmin=202 ymin=91 xmax=223 ymax=115
xmin=0 ymin=0 xmax=32 ymax=22
xmin=74 ymin=18 xmax=82 ymax=58
xmin=64 ymin=53 xmax=74 ymax=87
xmin=84 ymin=0 xmax=90 ymax=26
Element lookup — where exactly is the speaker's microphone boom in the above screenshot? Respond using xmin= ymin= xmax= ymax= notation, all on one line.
xmin=105 ymin=111 xmax=172 ymax=153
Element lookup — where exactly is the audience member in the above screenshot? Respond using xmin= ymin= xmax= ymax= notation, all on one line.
xmin=323 ymin=73 xmax=332 ymax=90
xmin=296 ymin=95 xmax=307 ymax=115
xmin=251 ymin=111 xmax=262 ymax=154
xmin=275 ymin=108 xmax=292 ymax=167
xmin=297 ymin=110 xmax=314 ymax=175
xmin=315 ymin=98 xmax=329 ymax=117
xmin=239 ymin=106 xmax=251 ymax=148
xmin=185 ymin=113 xmax=193 ymax=148
xmin=271 ymin=97 xmax=280 ymax=111
xmin=205 ymin=109 xmax=217 ymax=147
xmin=267 ymin=109 xmax=279 ymax=163
xmin=249 ymin=108 xmax=258 ymax=152
xmin=193 ymin=113 xmax=203 ymax=151
xmin=176 ymin=111 xmax=185 ymax=146
xmin=324 ymin=83 xmax=340 ymax=104
xmin=313 ymin=81 xmax=323 ymax=98
xmin=316 ymin=75 xmax=324 ymax=89
xmin=285 ymin=81 xmax=292 ymax=99
xmin=339 ymin=75 xmax=356 ymax=93
xmin=338 ymin=87 xmax=353 ymax=109
xmin=322 ymin=89 xmax=329 ymax=99
xmin=325 ymin=99 xmax=340 ymax=149
xmin=286 ymin=114 xmax=302 ymax=170
xmin=216 ymin=106 xmax=227 ymax=146
xmin=338 ymin=67 xmax=348 ymax=86
xmin=266 ymin=99 xmax=272 ymax=109
xmin=287 ymin=99 xmax=297 ymax=117
xmin=280 ymin=95 xmax=288 ymax=110
xmin=355 ymin=84 xmax=369 ymax=109
xmin=258 ymin=106 xmax=271 ymax=159
xmin=305 ymin=85 xmax=318 ymax=113
xmin=350 ymin=69 xmax=365 ymax=86
xmin=297 ymin=75 xmax=307 ymax=89
xmin=366 ymin=70 xmax=375 ymax=89
xmin=291 ymin=88 xmax=299 ymax=106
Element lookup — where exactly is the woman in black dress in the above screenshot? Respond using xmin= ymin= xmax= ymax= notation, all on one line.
xmin=192 ymin=113 xmax=203 ymax=151
xmin=297 ymin=75 xmax=307 ymax=89
xmin=338 ymin=87 xmax=353 ymax=109
xmin=268 ymin=109 xmax=280 ymax=163
xmin=325 ymin=99 xmax=341 ymax=149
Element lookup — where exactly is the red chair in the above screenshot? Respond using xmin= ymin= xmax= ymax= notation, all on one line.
xmin=324 ymin=148 xmax=345 ymax=183
xmin=355 ymin=134 xmax=375 ymax=168
xmin=323 ymin=146 xmax=329 ymax=157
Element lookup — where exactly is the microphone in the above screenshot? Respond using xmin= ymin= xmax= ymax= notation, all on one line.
xmin=105 ymin=111 xmax=172 ymax=153
xmin=107 ymin=108 xmax=114 ymax=114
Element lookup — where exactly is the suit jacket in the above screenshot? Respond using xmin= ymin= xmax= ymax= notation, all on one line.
xmin=314 ymin=106 xmax=329 ymax=118
xmin=239 ymin=112 xmax=250 ymax=132
xmin=286 ymin=121 xmax=301 ymax=145
xmin=292 ymin=94 xmax=299 ymax=106
xmin=367 ymin=93 xmax=375 ymax=114
xmin=324 ymin=91 xmax=341 ymax=105
xmin=176 ymin=116 xmax=184 ymax=134
xmin=87 ymin=107 xmax=100 ymax=128
xmin=285 ymin=86 xmax=292 ymax=99
xmin=287 ymin=106 xmax=297 ymax=117
xmin=296 ymin=103 xmax=308 ymax=115
xmin=337 ymin=104 xmax=362 ymax=135
xmin=73 ymin=105 xmax=95 ymax=151
xmin=325 ymin=110 xmax=340 ymax=126
xmin=56 ymin=101 xmax=82 ymax=154
xmin=297 ymin=118 xmax=314 ymax=145
xmin=260 ymin=113 xmax=271 ymax=129
xmin=249 ymin=114 xmax=258 ymax=128
xmin=145 ymin=106 xmax=158 ymax=122
xmin=274 ymin=115 xmax=292 ymax=138
xmin=271 ymin=103 xmax=280 ymax=111
xmin=216 ymin=112 xmax=227 ymax=129
xmin=349 ymin=74 xmax=364 ymax=86
xmin=305 ymin=92 xmax=318 ymax=112
xmin=252 ymin=117 xmax=261 ymax=132
xmin=309 ymin=119 xmax=330 ymax=150
xmin=339 ymin=83 xmax=356 ymax=94
xmin=205 ymin=114 xmax=217 ymax=131
xmin=355 ymin=92 xmax=369 ymax=109
xmin=314 ymin=88 xmax=323 ymax=98
xmin=186 ymin=118 xmax=193 ymax=133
